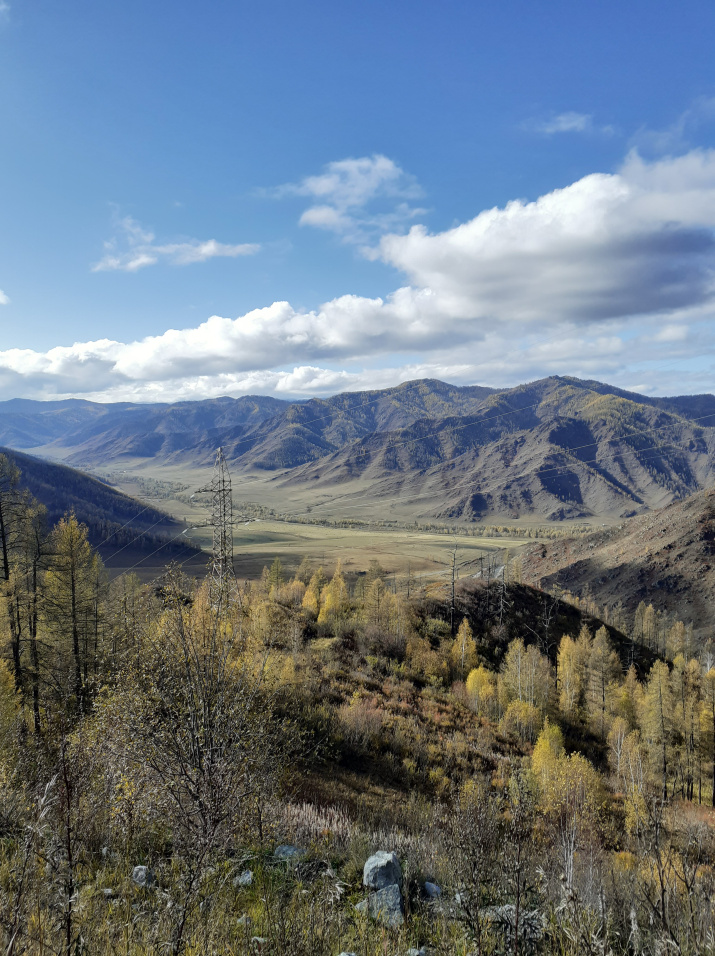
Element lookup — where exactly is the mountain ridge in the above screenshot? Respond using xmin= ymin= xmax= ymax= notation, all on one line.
xmin=2 ymin=375 xmax=714 ymax=525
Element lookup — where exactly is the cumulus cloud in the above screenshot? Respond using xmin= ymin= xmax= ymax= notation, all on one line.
xmin=525 ymin=111 xmax=614 ymax=136
xmin=377 ymin=149 xmax=715 ymax=325
xmin=268 ymin=154 xmax=426 ymax=244
xmin=92 ymin=213 xmax=259 ymax=272
xmin=5 ymin=149 xmax=715 ymax=402
xmin=0 ymin=289 xmax=9 ymax=305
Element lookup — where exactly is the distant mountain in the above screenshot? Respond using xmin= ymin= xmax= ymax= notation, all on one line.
xmin=2 ymin=376 xmax=715 ymax=524
xmin=520 ymin=486 xmax=715 ymax=638
xmin=1 ymin=447 xmax=202 ymax=571
xmin=277 ymin=377 xmax=715 ymax=522
xmin=0 ymin=395 xmax=288 ymax=461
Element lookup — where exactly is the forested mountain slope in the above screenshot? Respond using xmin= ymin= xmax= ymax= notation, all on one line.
xmin=1 ymin=447 xmax=201 ymax=568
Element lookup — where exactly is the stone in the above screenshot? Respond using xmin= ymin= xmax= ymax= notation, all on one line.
xmin=251 ymin=938 xmax=269 ymax=953
xmin=234 ymin=869 xmax=253 ymax=887
xmin=237 ymin=914 xmax=251 ymax=927
xmin=363 ymin=850 xmax=402 ymax=890
xmin=406 ymin=949 xmax=427 ymax=956
xmin=102 ymin=888 xmax=115 ymax=899
xmin=364 ymin=883 xmax=405 ymax=929
xmin=337 ymin=953 xmax=358 ymax=956
xmin=274 ymin=844 xmax=306 ymax=862
xmin=131 ymin=865 xmax=154 ymax=888
xmin=424 ymin=881 xmax=441 ymax=898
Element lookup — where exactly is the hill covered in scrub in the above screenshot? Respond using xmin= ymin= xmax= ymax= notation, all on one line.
xmin=0 ymin=517 xmax=710 ymax=954
xmin=520 ymin=485 xmax=715 ymax=640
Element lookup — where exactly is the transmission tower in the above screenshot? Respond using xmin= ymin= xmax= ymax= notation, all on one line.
xmin=199 ymin=447 xmax=236 ymax=605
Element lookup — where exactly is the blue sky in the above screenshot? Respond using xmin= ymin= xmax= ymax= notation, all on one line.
xmin=1 ymin=0 xmax=715 ymax=402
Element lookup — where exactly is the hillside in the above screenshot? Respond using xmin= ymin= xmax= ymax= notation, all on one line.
xmin=2 ymin=447 xmax=203 ymax=572
xmin=520 ymin=485 xmax=715 ymax=638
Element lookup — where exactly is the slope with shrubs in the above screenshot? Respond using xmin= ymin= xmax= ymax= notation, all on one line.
xmin=2 ymin=472 xmax=715 ymax=955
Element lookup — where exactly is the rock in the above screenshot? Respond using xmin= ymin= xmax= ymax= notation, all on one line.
xmin=363 ymin=883 xmax=405 ymax=928
xmin=406 ymin=949 xmax=428 ymax=956
xmin=102 ymin=888 xmax=115 ymax=899
xmin=354 ymin=899 xmax=368 ymax=914
xmin=274 ymin=844 xmax=306 ymax=862
xmin=363 ymin=850 xmax=402 ymax=890
xmin=131 ymin=865 xmax=154 ymax=888
xmin=337 ymin=952 xmax=358 ymax=956
xmin=234 ymin=869 xmax=253 ymax=887
xmin=251 ymin=938 xmax=269 ymax=953
xmin=237 ymin=914 xmax=251 ymax=927
xmin=424 ymin=881 xmax=441 ymax=898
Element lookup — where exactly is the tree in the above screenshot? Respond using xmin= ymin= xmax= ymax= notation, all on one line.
xmin=0 ymin=454 xmax=24 ymax=691
xmin=466 ymin=665 xmax=496 ymax=718
xmin=588 ymin=625 xmax=621 ymax=738
xmin=42 ymin=513 xmax=105 ymax=715
xmin=501 ymin=638 xmax=550 ymax=710
xmin=104 ymin=573 xmax=291 ymax=955
xmin=445 ymin=778 xmax=501 ymax=955
xmin=642 ymin=661 xmax=674 ymax=801
xmin=557 ymin=634 xmax=586 ymax=720
xmin=317 ymin=560 xmax=349 ymax=630
xmin=451 ymin=617 xmax=477 ymax=679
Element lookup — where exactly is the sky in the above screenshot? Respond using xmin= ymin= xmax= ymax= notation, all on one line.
xmin=1 ymin=0 xmax=715 ymax=404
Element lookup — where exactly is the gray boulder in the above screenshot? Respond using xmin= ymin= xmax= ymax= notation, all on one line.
xmin=424 ymin=881 xmax=441 ymax=898
xmin=362 ymin=883 xmax=405 ymax=928
xmin=234 ymin=869 xmax=253 ymax=887
xmin=275 ymin=844 xmax=306 ymax=863
xmin=363 ymin=850 xmax=402 ymax=890
xmin=131 ymin=865 xmax=154 ymax=888
xmin=406 ymin=949 xmax=428 ymax=956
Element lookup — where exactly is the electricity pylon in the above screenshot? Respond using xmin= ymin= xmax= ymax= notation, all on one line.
xmin=199 ymin=447 xmax=236 ymax=606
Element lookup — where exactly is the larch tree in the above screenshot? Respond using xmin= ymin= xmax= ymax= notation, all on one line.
xmin=642 ymin=661 xmax=675 ymax=802
xmin=42 ymin=513 xmax=105 ymax=715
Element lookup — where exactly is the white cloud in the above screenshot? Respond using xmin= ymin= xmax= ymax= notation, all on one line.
xmin=0 ymin=2 xmax=9 ymax=20
xmin=5 ymin=149 xmax=715 ymax=403
xmin=378 ymin=149 xmax=715 ymax=325
xmin=92 ymin=213 xmax=259 ymax=272
xmin=525 ymin=111 xmax=614 ymax=136
xmin=269 ymin=154 xmax=426 ymax=244
xmin=0 ymin=289 xmax=9 ymax=305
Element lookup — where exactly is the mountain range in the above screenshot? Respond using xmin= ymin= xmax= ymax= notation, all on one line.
xmin=2 ymin=375 xmax=715 ymax=524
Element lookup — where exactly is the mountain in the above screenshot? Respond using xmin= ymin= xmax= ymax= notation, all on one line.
xmin=519 ymin=486 xmax=715 ymax=638
xmin=2 ymin=376 xmax=715 ymax=524
xmin=1 ymin=447 xmax=202 ymax=572
xmin=0 ymin=395 xmax=288 ymax=461
xmin=276 ymin=377 xmax=715 ymax=523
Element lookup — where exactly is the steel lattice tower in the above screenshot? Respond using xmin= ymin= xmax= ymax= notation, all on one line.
xmin=200 ymin=447 xmax=235 ymax=603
